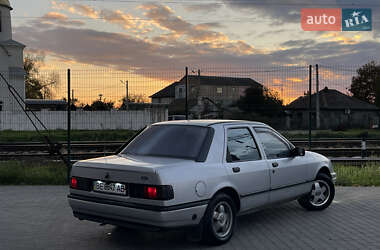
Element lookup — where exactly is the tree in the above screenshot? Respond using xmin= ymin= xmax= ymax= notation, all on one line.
xmin=349 ymin=61 xmax=380 ymax=107
xmin=236 ymin=86 xmax=284 ymax=116
xmin=85 ymin=95 xmax=115 ymax=111
xmin=62 ymin=97 xmax=78 ymax=110
xmin=119 ymin=94 xmax=146 ymax=110
xmin=24 ymin=55 xmax=59 ymax=99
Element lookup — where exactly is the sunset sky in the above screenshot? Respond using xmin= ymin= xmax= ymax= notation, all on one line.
xmin=9 ymin=0 xmax=380 ymax=105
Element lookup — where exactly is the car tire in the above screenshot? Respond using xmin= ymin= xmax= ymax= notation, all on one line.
xmin=298 ymin=173 xmax=335 ymax=211
xmin=202 ymin=193 xmax=236 ymax=245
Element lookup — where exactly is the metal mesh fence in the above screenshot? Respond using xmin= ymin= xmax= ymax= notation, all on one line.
xmin=1 ymin=64 xmax=380 ymax=163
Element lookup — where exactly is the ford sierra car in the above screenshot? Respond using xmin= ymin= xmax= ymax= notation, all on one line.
xmin=68 ymin=120 xmax=336 ymax=245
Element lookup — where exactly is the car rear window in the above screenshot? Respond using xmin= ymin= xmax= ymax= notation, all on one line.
xmin=121 ymin=125 xmax=210 ymax=160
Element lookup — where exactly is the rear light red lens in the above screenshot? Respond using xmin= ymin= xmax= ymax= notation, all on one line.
xmin=129 ymin=184 xmax=173 ymax=200
xmin=71 ymin=177 xmax=78 ymax=189
xmin=144 ymin=186 xmax=157 ymax=199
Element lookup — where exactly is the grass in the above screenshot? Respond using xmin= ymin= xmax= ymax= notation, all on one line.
xmin=0 ymin=160 xmax=379 ymax=186
xmin=0 ymin=160 xmax=68 ymax=185
xmin=0 ymin=129 xmax=136 ymax=142
xmin=334 ymin=163 xmax=380 ymax=186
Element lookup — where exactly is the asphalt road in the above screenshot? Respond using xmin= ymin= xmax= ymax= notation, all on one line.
xmin=0 ymin=186 xmax=379 ymax=250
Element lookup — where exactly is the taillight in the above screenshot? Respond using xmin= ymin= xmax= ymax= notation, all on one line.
xmin=129 ymin=184 xmax=174 ymax=200
xmin=70 ymin=177 xmax=78 ymax=189
xmin=144 ymin=186 xmax=158 ymax=199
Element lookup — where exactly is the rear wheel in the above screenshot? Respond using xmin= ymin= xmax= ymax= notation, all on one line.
xmin=298 ymin=173 xmax=335 ymax=211
xmin=202 ymin=193 xmax=236 ymax=245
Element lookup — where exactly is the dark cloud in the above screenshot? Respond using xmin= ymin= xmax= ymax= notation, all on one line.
xmin=223 ymin=0 xmax=380 ymax=25
xmin=184 ymin=3 xmax=222 ymax=13
xmin=280 ymin=39 xmax=316 ymax=47
xmin=13 ymin=23 xmax=380 ymax=73
xmin=195 ymin=22 xmax=225 ymax=29
xmin=13 ymin=25 xmax=247 ymax=72
xmin=222 ymin=0 xmax=314 ymax=24
xmin=374 ymin=16 xmax=380 ymax=38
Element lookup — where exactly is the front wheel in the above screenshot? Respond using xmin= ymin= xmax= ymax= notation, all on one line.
xmin=202 ymin=193 xmax=236 ymax=245
xmin=298 ymin=173 xmax=335 ymax=211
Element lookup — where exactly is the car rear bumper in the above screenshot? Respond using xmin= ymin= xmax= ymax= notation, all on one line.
xmin=68 ymin=194 xmax=208 ymax=229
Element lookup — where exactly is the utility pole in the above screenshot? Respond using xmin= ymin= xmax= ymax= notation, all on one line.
xmin=308 ymin=65 xmax=312 ymax=151
xmin=121 ymin=80 xmax=129 ymax=109
xmin=316 ymin=64 xmax=320 ymax=129
xmin=67 ymin=69 xmax=71 ymax=181
xmin=72 ymin=89 xmax=75 ymax=108
xmin=185 ymin=67 xmax=189 ymax=120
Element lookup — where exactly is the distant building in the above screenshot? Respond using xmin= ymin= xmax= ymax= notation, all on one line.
xmin=0 ymin=0 xmax=26 ymax=111
xmin=285 ymin=87 xmax=380 ymax=129
xmin=150 ymin=74 xmax=262 ymax=117
xmin=150 ymin=82 xmax=179 ymax=104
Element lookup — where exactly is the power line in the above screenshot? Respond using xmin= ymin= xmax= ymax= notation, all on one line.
xmin=59 ymin=0 xmax=380 ymax=7
xmin=12 ymin=15 xmax=277 ymax=23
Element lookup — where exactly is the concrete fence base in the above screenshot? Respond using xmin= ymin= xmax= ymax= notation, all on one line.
xmin=0 ymin=109 xmax=168 ymax=131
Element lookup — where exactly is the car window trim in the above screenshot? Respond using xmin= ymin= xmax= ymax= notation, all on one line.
xmin=253 ymin=126 xmax=295 ymax=150
xmin=225 ymin=126 xmax=262 ymax=163
xmin=253 ymin=126 xmax=293 ymax=160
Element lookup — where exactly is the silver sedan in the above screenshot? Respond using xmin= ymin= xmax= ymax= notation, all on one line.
xmin=68 ymin=120 xmax=336 ymax=245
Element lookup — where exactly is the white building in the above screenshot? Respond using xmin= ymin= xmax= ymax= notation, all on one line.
xmin=0 ymin=0 xmax=25 ymax=111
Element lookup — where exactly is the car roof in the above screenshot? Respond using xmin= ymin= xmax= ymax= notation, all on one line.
xmin=153 ymin=119 xmax=268 ymax=127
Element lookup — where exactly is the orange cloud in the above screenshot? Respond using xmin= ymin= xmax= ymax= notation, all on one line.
xmin=51 ymin=2 xmax=255 ymax=55
xmin=286 ymin=77 xmax=304 ymax=83
xmin=320 ymin=32 xmax=361 ymax=45
xmin=51 ymin=1 xmax=152 ymax=33
xmin=40 ymin=12 xmax=85 ymax=26
xmin=139 ymin=3 xmax=254 ymax=55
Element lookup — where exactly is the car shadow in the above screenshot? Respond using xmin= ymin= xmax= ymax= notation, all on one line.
xmin=104 ymin=202 xmax=310 ymax=249
xmin=108 ymin=226 xmax=202 ymax=249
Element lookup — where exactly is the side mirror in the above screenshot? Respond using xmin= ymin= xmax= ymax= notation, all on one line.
xmin=290 ymin=147 xmax=305 ymax=157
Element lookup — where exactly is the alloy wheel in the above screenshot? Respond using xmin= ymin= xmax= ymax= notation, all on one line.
xmin=211 ymin=201 xmax=233 ymax=238
xmin=309 ymin=180 xmax=331 ymax=207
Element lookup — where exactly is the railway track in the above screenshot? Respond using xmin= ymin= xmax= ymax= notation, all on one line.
xmin=1 ymin=139 xmax=380 ymax=160
xmin=0 ymin=141 xmax=122 ymax=152
xmin=1 ymin=138 xmax=379 ymax=150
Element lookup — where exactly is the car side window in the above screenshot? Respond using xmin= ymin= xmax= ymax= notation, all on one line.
xmin=254 ymin=128 xmax=290 ymax=159
xmin=226 ymin=128 xmax=261 ymax=162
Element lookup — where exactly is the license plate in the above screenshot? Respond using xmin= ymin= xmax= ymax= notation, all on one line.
xmin=93 ymin=181 xmax=127 ymax=195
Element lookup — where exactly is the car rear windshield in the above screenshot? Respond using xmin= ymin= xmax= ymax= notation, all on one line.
xmin=121 ymin=125 xmax=210 ymax=160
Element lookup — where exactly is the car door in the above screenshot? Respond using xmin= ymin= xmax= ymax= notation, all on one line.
xmin=253 ymin=127 xmax=311 ymax=203
xmin=223 ymin=126 xmax=270 ymax=212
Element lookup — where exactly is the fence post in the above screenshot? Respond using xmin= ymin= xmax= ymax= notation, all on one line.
xmin=185 ymin=67 xmax=189 ymax=120
xmin=316 ymin=64 xmax=320 ymax=129
xmin=309 ymin=65 xmax=312 ymax=151
xmin=67 ymin=69 xmax=72 ymax=181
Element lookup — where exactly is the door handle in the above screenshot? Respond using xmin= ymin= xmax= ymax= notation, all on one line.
xmin=232 ymin=167 xmax=240 ymax=173
xmin=272 ymin=162 xmax=279 ymax=168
